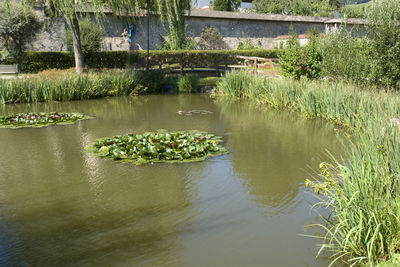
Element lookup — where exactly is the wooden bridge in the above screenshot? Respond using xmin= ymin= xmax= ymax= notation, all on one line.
xmin=142 ymin=53 xmax=278 ymax=77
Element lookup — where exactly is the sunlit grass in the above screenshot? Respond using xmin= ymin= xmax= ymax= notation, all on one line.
xmin=0 ymin=70 xmax=145 ymax=104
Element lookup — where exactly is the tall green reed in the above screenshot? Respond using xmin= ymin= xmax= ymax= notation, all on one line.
xmin=216 ymin=71 xmax=400 ymax=266
xmin=0 ymin=70 xmax=146 ymax=104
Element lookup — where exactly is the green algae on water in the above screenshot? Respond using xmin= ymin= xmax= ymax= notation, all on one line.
xmin=88 ymin=130 xmax=229 ymax=165
xmin=0 ymin=112 xmax=91 ymax=129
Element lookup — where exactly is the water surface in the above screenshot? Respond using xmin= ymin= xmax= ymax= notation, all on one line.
xmin=0 ymin=95 xmax=342 ymax=266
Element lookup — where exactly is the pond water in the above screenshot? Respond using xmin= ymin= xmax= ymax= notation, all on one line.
xmin=0 ymin=95 xmax=342 ymax=267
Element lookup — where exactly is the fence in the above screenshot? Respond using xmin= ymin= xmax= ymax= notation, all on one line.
xmin=142 ymin=53 xmax=278 ymax=77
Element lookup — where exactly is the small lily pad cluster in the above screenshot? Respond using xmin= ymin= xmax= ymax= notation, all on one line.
xmin=89 ymin=130 xmax=228 ymax=165
xmin=0 ymin=112 xmax=89 ymax=128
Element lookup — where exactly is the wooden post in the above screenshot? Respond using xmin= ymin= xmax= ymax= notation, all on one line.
xmin=146 ymin=0 xmax=150 ymax=69
xmin=215 ymin=54 xmax=219 ymax=77
xmin=180 ymin=53 xmax=184 ymax=75
xmin=253 ymin=58 xmax=258 ymax=74
xmin=269 ymin=59 xmax=276 ymax=76
xmin=146 ymin=56 xmax=150 ymax=71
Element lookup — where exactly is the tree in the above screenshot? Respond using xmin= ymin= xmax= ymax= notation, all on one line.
xmin=197 ymin=26 xmax=227 ymax=50
xmin=157 ymin=0 xmax=193 ymax=50
xmin=37 ymin=0 xmax=147 ymax=73
xmin=211 ymin=0 xmax=241 ymax=11
xmin=0 ymin=1 xmax=40 ymax=62
xmin=66 ymin=19 xmax=104 ymax=53
xmin=367 ymin=0 xmax=400 ymax=88
xmin=253 ymin=0 xmax=336 ymax=17
xmin=32 ymin=0 xmax=193 ymax=72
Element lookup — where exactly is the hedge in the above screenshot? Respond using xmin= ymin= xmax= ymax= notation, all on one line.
xmin=0 ymin=49 xmax=279 ymax=73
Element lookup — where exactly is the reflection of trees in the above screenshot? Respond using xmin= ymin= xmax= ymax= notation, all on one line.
xmin=216 ymin=99 xmax=341 ymax=214
xmin=0 ymin=95 xmax=219 ymax=266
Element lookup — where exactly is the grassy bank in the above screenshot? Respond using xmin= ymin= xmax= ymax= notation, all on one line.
xmin=216 ymin=71 xmax=400 ymax=266
xmin=0 ymin=70 xmax=148 ymax=104
xmin=0 ymin=69 xmax=220 ymax=104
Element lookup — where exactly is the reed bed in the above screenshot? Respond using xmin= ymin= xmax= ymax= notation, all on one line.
xmin=216 ymin=71 xmax=400 ymax=266
xmin=0 ymin=70 xmax=145 ymax=104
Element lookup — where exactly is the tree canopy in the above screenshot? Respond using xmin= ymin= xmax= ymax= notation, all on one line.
xmin=211 ymin=0 xmax=241 ymax=11
xmin=252 ymin=0 xmax=339 ymax=17
xmin=0 ymin=1 xmax=40 ymax=61
xmin=28 ymin=0 xmax=194 ymax=73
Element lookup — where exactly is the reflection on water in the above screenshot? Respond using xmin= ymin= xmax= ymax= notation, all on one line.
xmin=0 ymin=95 xmax=341 ymax=266
xmin=216 ymin=99 xmax=340 ymax=214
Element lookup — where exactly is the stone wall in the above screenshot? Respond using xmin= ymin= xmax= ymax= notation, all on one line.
xmin=26 ymin=9 xmax=366 ymax=51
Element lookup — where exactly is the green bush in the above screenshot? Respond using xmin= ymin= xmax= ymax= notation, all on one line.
xmin=178 ymin=75 xmax=200 ymax=93
xmin=237 ymin=39 xmax=262 ymax=50
xmin=137 ymin=70 xmax=165 ymax=93
xmin=197 ymin=27 xmax=228 ymax=50
xmin=253 ymin=0 xmax=336 ymax=17
xmin=319 ymin=26 xmax=371 ymax=83
xmin=18 ymin=51 xmax=75 ymax=73
xmin=367 ymin=0 xmax=400 ymax=89
xmin=321 ymin=0 xmax=400 ymax=89
xmin=0 ymin=49 xmax=279 ymax=73
xmin=211 ymin=0 xmax=241 ymax=11
xmin=0 ymin=51 xmax=140 ymax=73
xmin=0 ymin=2 xmax=40 ymax=61
xmin=65 ymin=19 xmax=104 ymax=53
xmin=340 ymin=2 xmax=370 ymax=18
xmin=279 ymin=30 xmax=322 ymax=79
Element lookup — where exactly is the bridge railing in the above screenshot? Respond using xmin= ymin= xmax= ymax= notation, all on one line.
xmin=136 ymin=53 xmax=278 ymax=77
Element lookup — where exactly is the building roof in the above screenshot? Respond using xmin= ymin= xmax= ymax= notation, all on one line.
xmin=189 ymin=10 xmax=367 ymax=25
xmin=77 ymin=8 xmax=367 ymax=25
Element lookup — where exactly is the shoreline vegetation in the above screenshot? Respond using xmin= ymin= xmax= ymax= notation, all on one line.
xmin=215 ymin=71 xmax=400 ymax=266
xmin=0 ymin=69 xmax=220 ymax=104
xmin=0 ymin=70 xmax=147 ymax=104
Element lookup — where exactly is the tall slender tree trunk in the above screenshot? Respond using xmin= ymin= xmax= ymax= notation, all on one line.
xmin=69 ymin=14 xmax=85 ymax=74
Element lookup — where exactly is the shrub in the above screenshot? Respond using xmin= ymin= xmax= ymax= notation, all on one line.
xmin=211 ymin=0 xmax=241 ymax=11
xmin=65 ymin=19 xmax=104 ymax=53
xmin=279 ymin=30 xmax=322 ymax=79
xmin=367 ymin=0 xmax=400 ymax=89
xmin=178 ymin=75 xmax=200 ymax=93
xmin=137 ymin=70 xmax=165 ymax=93
xmin=0 ymin=2 xmax=40 ymax=62
xmin=252 ymin=0 xmax=336 ymax=17
xmin=0 ymin=49 xmax=279 ymax=73
xmin=17 ymin=51 xmax=75 ymax=73
xmin=319 ymin=26 xmax=371 ymax=83
xmin=197 ymin=27 xmax=228 ymax=50
xmin=237 ymin=39 xmax=262 ymax=50
xmin=340 ymin=2 xmax=370 ymax=18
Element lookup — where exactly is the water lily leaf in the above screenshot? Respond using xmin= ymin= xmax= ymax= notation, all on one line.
xmin=0 ymin=112 xmax=92 ymax=129
xmin=98 ymin=146 xmax=110 ymax=156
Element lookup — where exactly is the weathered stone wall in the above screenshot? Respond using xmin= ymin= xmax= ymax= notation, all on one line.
xmin=27 ymin=17 xmax=67 ymax=51
xmin=26 ymin=9 xmax=366 ymax=51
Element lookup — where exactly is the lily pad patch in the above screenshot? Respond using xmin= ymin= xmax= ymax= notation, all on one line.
xmin=88 ymin=130 xmax=228 ymax=165
xmin=0 ymin=112 xmax=91 ymax=128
